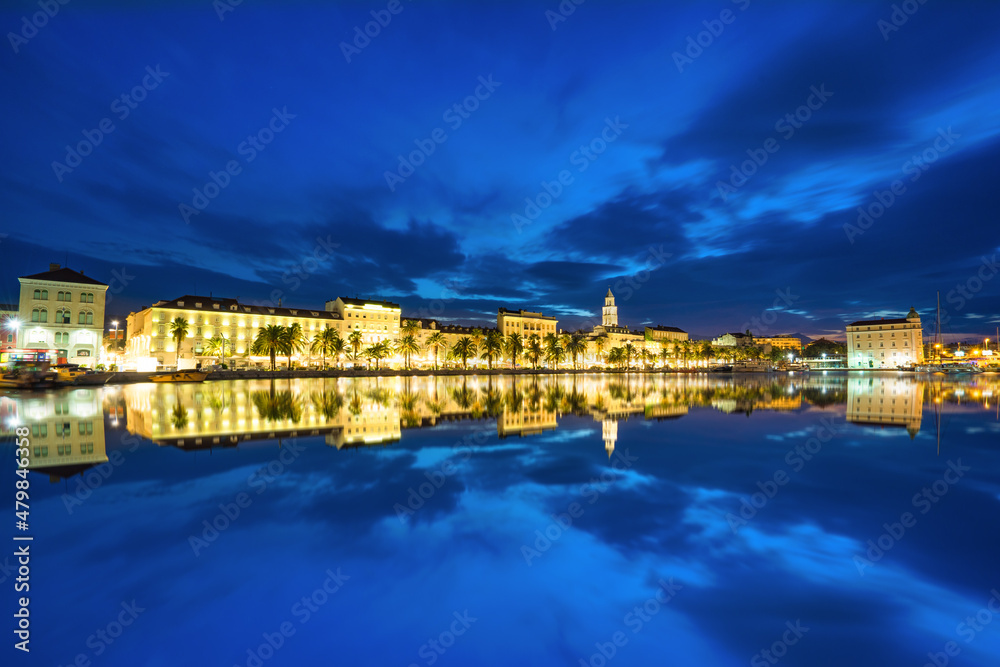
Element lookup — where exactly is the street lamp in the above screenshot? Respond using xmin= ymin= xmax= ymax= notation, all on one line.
xmin=111 ymin=320 xmax=119 ymax=368
xmin=222 ymin=332 xmax=228 ymax=369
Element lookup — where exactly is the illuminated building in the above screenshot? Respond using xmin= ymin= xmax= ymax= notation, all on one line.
xmin=846 ymin=308 xmax=924 ymax=369
xmin=1 ymin=302 xmax=18 ymax=351
xmin=754 ymin=336 xmax=802 ymax=354
xmin=326 ymin=297 xmax=401 ymax=347
xmin=126 ymin=295 xmax=344 ymax=371
xmin=497 ymin=307 xmax=558 ymax=338
xmin=711 ymin=332 xmax=754 ymax=347
xmin=17 ymin=264 xmax=108 ymax=366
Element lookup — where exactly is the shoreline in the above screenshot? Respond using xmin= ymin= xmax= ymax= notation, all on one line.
xmin=75 ymin=366 xmax=954 ymax=386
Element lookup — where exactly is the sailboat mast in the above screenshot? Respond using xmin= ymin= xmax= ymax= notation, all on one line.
xmin=936 ymin=291 xmax=941 ymax=361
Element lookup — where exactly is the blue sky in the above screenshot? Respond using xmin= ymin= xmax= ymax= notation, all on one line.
xmin=1 ymin=0 xmax=999 ymax=339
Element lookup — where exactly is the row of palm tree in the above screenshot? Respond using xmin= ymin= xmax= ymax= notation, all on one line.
xmin=166 ymin=315 xmax=787 ymax=371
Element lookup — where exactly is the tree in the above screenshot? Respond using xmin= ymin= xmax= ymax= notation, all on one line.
xmin=543 ymin=333 xmax=563 ymax=369
xmin=401 ymin=319 xmax=421 ymax=337
xmin=699 ymin=341 xmax=714 ymax=367
xmin=205 ymin=335 xmax=232 ymax=367
xmin=623 ymin=342 xmax=636 ymax=370
xmin=251 ymin=325 xmax=285 ymax=371
xmin=451 ymin=337 xmax=476 ymax=370
xmin=804 ymin=338 xmax=845 ymax=357
xmin=608 ymin=347 xmax=625 ymax=369
xmin=594 ymin=335 xmax=608 ymax=366
xmin=504 ymin=332 xmax=524 ymax=369
xmin=281 ymin=323 xmax=307 ymax=369
xmin=481 ymin=330 xmax=503 ymax=369
xmin=565 ymin=334 xmax=587 ymax=370
xmin=310 ymin=326 xmax=341 ymax=370
xmin=348 ymin=330 xmax=364 ymax=363
xmin=396 ymin=334 xmax=420 ymax=370
xmin=525 ymin=334 xmax=542 ymax=370
xmin=168 ymin=317 xmax=189 ymax=368
xmin=426 ymin=331 xmax=446 ymax=370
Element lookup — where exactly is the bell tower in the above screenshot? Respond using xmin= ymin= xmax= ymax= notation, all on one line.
xmin=602 ymin=288 xmax=618 ymax=328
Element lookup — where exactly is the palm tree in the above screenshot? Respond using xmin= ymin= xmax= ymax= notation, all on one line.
xmin=396 ymin=334 xmax=420 ymax=370
xmin=543 ymin=333 xmax=563 ymax=369
xmin=481 ymin=330 xmax=503 ymax=369
xmin=401 ymin=319 xmax=421 ymax=337
xmin=426 ymin=331 xmax=446 ymax=370
xmin=251 ymin=324 xmax=284 ymax=370
xmin=204 ymin=334 xmax=232 ymax=368
xmin=565 ymin=334 xmax=587 ymax=370
xmin=168 ymin=317 xmax=189 ymax=368
xmin=623 ymin=342 xmax=636 ymax=370
xmin=281 ymin=323 xmax=307 ymax=369
xmin=594 ymin=335 xmax=608 ymax=366
xmin=525 ymin=334 xmax=542 ymax=369
xmin=608 ymin=346 xmax=625 ymax=370
xmin=348 ymin=330 xmax=364 ymax=364
xmin=310 ymin=326 xmax=341 ymax=370
xmin=451 ymin=337 xmax=476 ymax=370
xmin=504 ymin=332 xmax=524 ymax=369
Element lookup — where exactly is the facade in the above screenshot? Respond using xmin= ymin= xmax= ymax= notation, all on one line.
xmin=712 ymin=332 xmax=754 ymax=347
xmin=846 ymin=376 xmax=922 ymax=437
xmin=755 ymin=336 xmax=802 ymax=354
xmin=126 ymin=295 xmax=344 ymax=371
xmin=17 ymin=264 xmax=108 ymax=366
xmin=325 ymin=297 xmax=401 ymax=347
xmin=19 ymin=388 xmax=108 ymax=482
xmin=497 ymin=307 xmax=558 ymax=338
xmin=1 ymin=302 xmax=17 ymax=351
xmin=846 ymin=308 xmax=924 ymax=368
xmin=645 ymin=325 xmax=688 ymax=344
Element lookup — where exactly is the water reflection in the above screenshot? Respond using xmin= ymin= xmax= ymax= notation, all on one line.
xmin=3 ymin=373 xmax=998 ymax=481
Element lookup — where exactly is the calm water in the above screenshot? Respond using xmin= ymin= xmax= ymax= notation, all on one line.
xmin=3 ymin=373 xmax=1000 ymax=666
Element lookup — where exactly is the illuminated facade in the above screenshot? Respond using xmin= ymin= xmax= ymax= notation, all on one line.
xmin=126 ymin=295 xmax=344 ymax=371
xmin=326 ymin=297 xmax=401 ymax=347
xmin=497 ymin=308 xmax=558 ymax=338
xmin=846 ymin=376 xmax=922 ymax=437
xmin=18 ymin=388 xmax=108 ymax=482
xmin=712 ymin=332 xmax=754 ymax=347
xmin=1 ymin=302 xmax=17 ymax=351
xmin=755 ymin=336 xmax=802 ymax=354
xmin=602 ymin=288 xmax=618 ymax=327
xmin=847 ymin=308 xmax=924 ymax=369
xmin=17 ymin=264 xmax=108 ymax=366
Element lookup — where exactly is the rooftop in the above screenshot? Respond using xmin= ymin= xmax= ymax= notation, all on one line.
xmin=498 ymin=307 xmax=557 ymax=320
xmin=334 ymin=297 xmax=401 ymax=309
xmin=19 ymin=265 xmax=107 ymax=286
xmin=848 ymin=317 xmax=912 ymax=327
xmin=146 ymin=295 xmax=343 ymax=321
xmin=648 ymin=325 xmax=687 ymax=334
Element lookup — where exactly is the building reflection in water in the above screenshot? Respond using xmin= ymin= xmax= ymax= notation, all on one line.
xmin=10 ymin=389 xmax=108 ymax=482
xmin=4 ymin=374 xmax=999 ymax=479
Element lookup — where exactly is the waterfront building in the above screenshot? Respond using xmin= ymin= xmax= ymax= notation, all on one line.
xmin=497 ymin=307 xmax=558 ymax=338
xmin=17 ymin=264 xmax=108 ymax=366
xmin=1 ymin=302 xmax=18 ymax=352
xmin=19 ymin=388 xmax=108 ymax=482
xmin=325 ymin=297 xmax=401 ymax=347
xmin=711 ymin=331 xmax=754 ymax=347
xmin=846 ymin=308 xmax=924 ymax=368
xmin=754 ymin=336 xmax=802 ymax=354
xmin=125 ymin=295 xmax=343 ymax=371
xmin=645 ymin=325 xmax=688 ymax=344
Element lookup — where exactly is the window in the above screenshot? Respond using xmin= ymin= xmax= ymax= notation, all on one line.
xmin=33 ymin=289 xmax=40 ymax=299
xmin=78 ymin=422 xmax=93 ymax=435
xmin=158 ymin=324 xmax=165 ymax=334
xmin=57 ymin=308 xmax=71 ymax=324
xmin=81 ymin=443 xmax=94 ymax=454
xmin=32 ymin=307 xmax=47 ymax=323
xmin=78 ymin=311 xmax=94 ymax=325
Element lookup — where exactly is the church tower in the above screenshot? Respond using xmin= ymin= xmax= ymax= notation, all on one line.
xmin=602 ymin=287 xmax=618 ymax=328
xmin=602 ymin=418 xmax=618 ymax=458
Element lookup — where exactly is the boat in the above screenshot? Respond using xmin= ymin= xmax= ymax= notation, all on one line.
xmin=0 ymin=360 xmax=59 ymax=390
xmin=733 ymin=362 xmax=774 ymax=372
xmin=786 ymin=362 xmax=810 ymax=372
xmin=53 ymin=363 xmax=88 ymax=385
xmin=150 ymin=370 xmax=208 ymax=383
xmin=708 ymin=365 xmax=733 ymax=373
